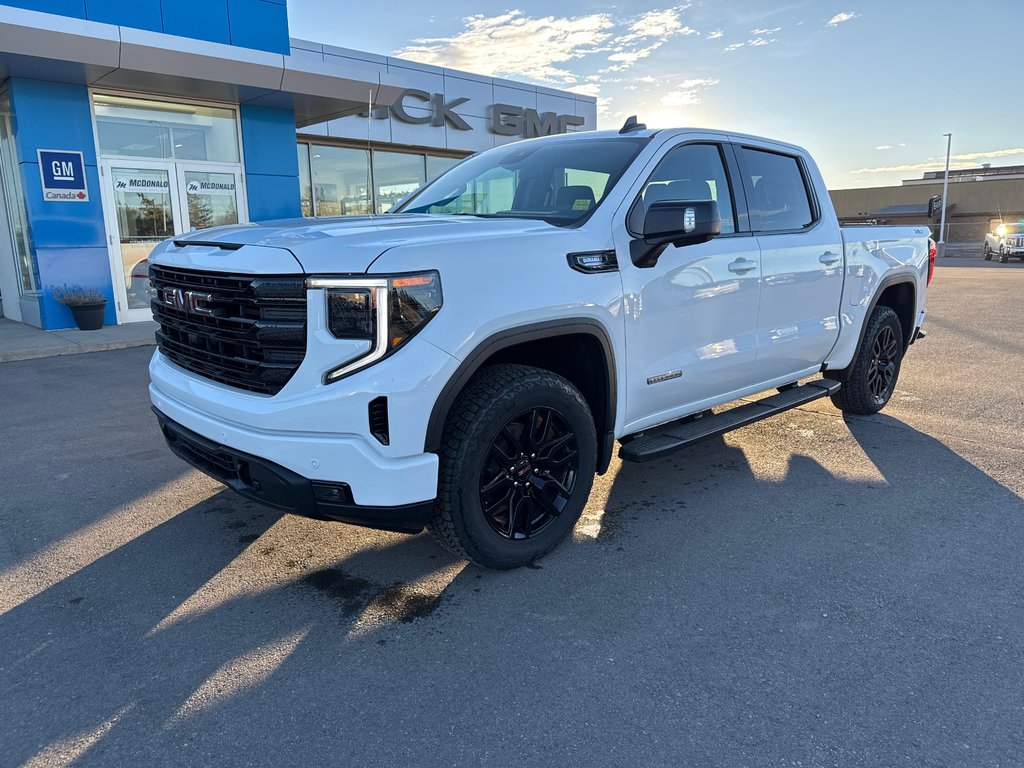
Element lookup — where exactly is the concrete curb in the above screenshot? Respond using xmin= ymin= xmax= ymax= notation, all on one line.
xmin=0 ymin=337 xmax=156 ymax=363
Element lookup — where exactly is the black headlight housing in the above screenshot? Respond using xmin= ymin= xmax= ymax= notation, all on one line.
xmin=307 ymin=271 xmax=442 ymax=383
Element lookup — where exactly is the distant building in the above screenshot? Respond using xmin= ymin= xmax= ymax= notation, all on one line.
xmin=830 ymin=165 xmax=1024 ymax=251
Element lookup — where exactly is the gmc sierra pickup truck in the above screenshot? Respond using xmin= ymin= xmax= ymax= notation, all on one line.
xmin=148 ymin=121 xmax=934 ymax=569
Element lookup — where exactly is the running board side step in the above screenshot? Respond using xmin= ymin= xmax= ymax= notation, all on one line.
xmin=618 ymin=379 xmax=841 ymax=463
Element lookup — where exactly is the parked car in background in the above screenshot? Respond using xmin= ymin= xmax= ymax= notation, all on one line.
xmin=984 ymin=221 xmax=1024 ymax=262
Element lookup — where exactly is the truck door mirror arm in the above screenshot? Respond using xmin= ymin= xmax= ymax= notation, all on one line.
xmin=629 ymin=199 xmax=722 ymax=268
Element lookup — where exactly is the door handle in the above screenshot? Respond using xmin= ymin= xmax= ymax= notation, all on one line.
xmin=819 ymin=251 xmax=841 ymax=266
xmin=727 ymin=258 xmax=757 ymax=274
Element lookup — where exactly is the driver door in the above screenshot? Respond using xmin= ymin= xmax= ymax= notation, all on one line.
xmin=614 ymin=140 xmax=763 ymax=433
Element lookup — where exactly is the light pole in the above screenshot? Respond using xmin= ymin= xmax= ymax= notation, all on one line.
xmin=938 ymin=132 xmax=952 ymax=256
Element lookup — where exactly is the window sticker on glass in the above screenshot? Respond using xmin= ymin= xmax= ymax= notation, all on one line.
xmin=572 ymin=198 xmax=592 ymax=211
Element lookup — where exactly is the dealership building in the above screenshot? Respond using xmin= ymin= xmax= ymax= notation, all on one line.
xmin=0 ymin=2 xmax=596 ymax=329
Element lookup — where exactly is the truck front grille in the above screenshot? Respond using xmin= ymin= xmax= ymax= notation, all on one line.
xmin=150 ymin=265 xmax=307 ymax=395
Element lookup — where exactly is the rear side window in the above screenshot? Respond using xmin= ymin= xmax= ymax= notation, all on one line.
xmin=740 ymin=147 xmax=815 ymax=232
xmin=637 ymin=143 xmax=736 ymax=234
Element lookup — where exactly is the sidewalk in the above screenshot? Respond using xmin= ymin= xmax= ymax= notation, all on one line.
xmin=0 ymin=317 xmax=158 ymax=363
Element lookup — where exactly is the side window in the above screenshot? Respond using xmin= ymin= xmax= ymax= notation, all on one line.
xmin=740 ymin=147 xmax=815 ymax=232
xmin=638 ymin=143 xmax=736 ymax=234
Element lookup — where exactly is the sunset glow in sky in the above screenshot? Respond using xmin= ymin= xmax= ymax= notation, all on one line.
xmin=289 ymin=1 xmax=1022 ymax=190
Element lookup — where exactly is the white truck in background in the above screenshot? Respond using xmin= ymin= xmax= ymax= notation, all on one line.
xmin=148 ymin=120 xmax=935 ymax=569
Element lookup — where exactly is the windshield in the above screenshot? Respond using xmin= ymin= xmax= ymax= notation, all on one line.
xmin=395 ymin=137 xmax=650 ymax=225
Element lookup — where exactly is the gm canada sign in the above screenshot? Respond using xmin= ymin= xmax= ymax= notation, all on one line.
xmin=38 ymin=149 xmax=89 ymax=202
xmin=365 ymin=89 xmax=586 ymax=138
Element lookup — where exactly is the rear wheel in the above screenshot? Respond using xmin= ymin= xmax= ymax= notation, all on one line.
xmin=428 ymin=364 xmax=596 ymax=569
xmin=826 ymin=305 xmax=904 ymax=415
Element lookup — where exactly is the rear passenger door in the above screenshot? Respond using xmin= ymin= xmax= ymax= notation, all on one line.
xmin=735 ymin=144 xmax=844 ymax=381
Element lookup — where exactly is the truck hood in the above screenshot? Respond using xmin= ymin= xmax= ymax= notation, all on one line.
xmin=162 ymin=214 xmax=561 ymax=274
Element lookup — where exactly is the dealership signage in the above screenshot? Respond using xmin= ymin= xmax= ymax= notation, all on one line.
xmin=186 ymin=180 xmax=235 ymax=196
xmin=363 ymin=89 xmax=585 ymax=138
xmin=38 ymin=149 xmax=88 ymax=202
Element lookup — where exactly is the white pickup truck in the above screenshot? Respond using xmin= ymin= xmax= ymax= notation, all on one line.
xmin=148 ymin=122 xmax=934 ymax=569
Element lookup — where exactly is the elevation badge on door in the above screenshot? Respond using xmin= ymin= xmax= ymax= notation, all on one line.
xmin=38 ymin=149 xmax=88 ymax=202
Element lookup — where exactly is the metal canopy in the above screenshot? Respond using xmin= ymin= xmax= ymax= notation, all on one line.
xmin=0 ymin=6 xmax=405 ymax=126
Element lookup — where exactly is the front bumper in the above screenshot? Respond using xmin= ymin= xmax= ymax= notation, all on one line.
xmin=155 ymin=409 xmax=433 ymax=533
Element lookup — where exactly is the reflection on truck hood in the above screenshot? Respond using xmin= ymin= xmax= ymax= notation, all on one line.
xmin=169 ymin=214 xmax=558 ymax=274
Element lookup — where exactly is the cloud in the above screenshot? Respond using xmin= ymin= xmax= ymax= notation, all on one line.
xmin=706 ymin=29 xmax=724 ymax=39
xmin=659 ymin=78 xmax=720 ymax=107
xmin=750 ymin=27 xmax=781 ymax=34
xmin=394 ymin=11 xmax=615 ymax=84
xmin=876 ymin=145 xmax=893 ymax=150
xmin=724 ymin=42 xmax=745 ymax=52
xmin=395 ymin=8 xmax=704 ymax=85
xmin=827 ymin=12 xmax=858 ymax=27
xmin=621 ymin=9 xmax=698 ymax=43
xmin=747 ymin=37 xmax=776 ymax=46
xmin=852 ymin=147 xmax=1024 ymax=174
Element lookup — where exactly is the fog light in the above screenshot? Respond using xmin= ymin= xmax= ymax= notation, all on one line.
xmin=312 ymin=482 xmax=352 ymax=504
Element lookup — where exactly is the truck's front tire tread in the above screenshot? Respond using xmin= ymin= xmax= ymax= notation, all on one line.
xmin=428 ymin=363 xmax=596 ymax=569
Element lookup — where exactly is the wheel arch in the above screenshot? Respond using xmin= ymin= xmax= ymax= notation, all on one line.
xmin=424 ymin=319 xmax=618 ymax=474
xmin=872 ymin=277 xmax=917 ymax=350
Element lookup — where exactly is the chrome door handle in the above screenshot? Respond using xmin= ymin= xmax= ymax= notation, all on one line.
xmin=819 ymin=251 xmax=841 ymax=266
xmin=728 ymin=258 xmax=756 ymax=274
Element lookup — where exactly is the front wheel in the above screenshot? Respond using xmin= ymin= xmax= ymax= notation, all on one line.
xmin=984 ymin=243 xmax=992 ymax=260
xmin=826 ymin=305 xmax=904 ymax=415
xmin=999 ymin=247 xmax=1009 ymax=263
xmin=429 ymin=364 xmax=596 ymax=569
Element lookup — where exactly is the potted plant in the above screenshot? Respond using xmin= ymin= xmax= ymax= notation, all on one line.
xmin=53 ymin=284 xmax=108 ymax=331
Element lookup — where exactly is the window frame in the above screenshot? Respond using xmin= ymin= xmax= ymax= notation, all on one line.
xmin=625 ymin=140 xmax=747 ymax=239
xmin=733 ymin=144 xmax=821 ymax=235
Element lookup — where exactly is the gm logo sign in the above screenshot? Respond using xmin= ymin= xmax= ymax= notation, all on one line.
xmin=38 ymin=149 xmax=88 ymax=202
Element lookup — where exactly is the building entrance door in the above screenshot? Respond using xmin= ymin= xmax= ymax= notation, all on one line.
xmin=101 ymin=160 xmax=245 ymax=323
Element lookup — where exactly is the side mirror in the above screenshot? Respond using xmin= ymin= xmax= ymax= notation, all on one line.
xmin=630 ymin=199 xmax=722 ymax=268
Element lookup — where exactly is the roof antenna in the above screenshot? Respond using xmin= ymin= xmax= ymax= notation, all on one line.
xmin=619 ymin=115 xmax=646 ymax=134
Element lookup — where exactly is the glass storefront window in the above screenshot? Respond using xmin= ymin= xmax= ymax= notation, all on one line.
xmin=297 ymin=144 xmax=313 ymax=217
xmin=93 ymin=94 xmax=239 ymax=163
xmin=427 ymin=155 xmax=461 ymax=182
xmin=298 ymin=142 xmax=470 ymax=216
xmin=310 ymin=145 xmax=371 ymax=216
xmin=373 ymin=150 xmax=426 ymax=213
xmin=183 ymin=171 xmax=239 ymax=229
xmin=0 ymin=88 xmax=37 ymax=294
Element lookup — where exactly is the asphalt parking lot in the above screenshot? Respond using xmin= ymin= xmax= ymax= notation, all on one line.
xmin=2 ymin=259 xmax=1023 ymax=767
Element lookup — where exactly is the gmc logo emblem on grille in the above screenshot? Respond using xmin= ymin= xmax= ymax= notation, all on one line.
xmin=161 ymin=288 xmax=215 ymax=316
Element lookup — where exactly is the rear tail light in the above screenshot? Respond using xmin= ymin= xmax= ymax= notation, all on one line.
xmin=927 ymin=238 xmax=937 ymax=285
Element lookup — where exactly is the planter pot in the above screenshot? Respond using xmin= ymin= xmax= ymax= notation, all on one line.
xmin=68 ymin=301 xmax=107 ymax=331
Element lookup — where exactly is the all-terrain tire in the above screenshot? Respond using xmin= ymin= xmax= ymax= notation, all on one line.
xmin=428 ymin=364 xmax=596 ymax=569
xmin=826 ymin=305 xmax=904 ymax=415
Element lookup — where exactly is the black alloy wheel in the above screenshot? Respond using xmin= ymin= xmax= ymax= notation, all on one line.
xmin=479 ymin=407 xmax=580 ymax=540
xmin=826 ymin=304 xmax=904 ymax=415
xmin=867 ymin=324 xmax=899 ymax=405
xmin=428 ymin=363 xmax=597 ymax=569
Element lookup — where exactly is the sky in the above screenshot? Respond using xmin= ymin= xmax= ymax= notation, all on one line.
xmin=288 ymin=1 xmax=1023 ymax=190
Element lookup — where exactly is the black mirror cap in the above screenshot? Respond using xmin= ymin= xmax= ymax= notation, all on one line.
xmin=631 ymin=200 xmax=722 ymax=268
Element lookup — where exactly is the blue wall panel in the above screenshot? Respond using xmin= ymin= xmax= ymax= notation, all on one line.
xmin=161 ymin=0 xmax=230 ymax=45
xmin=8 ymin=79 xmax=97 ymax=166
xmin=240 ymin=104 xmax=300 ymax=177
xmin=2 ymin=0 xmax=291 ymax=53
xmin=2 ymin=0 xmax=87 ymax=17
xmin=83 ymin=0 xmax=162 ymax=31
xmin=8 ymin=78 xmax=115 ymax=329
xmin=228 ymin=0 xmax=289 ymax=55
xmin=240 ymin=104 xmax=300 ymax=221
xmin=35 ymin=246 xmax=117 ymax=329
xmin=245 ymin=174 xmax=300 ymax=222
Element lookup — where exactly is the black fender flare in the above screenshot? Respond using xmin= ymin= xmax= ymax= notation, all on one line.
xmin=424 ymin=319 xmax=618 ymax=474
xmin=830 ymin=273 xmax=918 ymax=372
